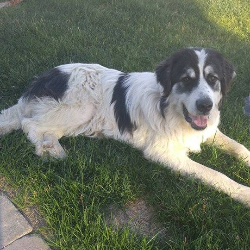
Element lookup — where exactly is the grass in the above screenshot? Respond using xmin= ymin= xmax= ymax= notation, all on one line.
xmin=0 ymin=0 xmax=250 ymax=249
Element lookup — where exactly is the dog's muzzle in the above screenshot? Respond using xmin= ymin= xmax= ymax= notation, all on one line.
xmin=183 ymin=104 xmax=209 ymax=130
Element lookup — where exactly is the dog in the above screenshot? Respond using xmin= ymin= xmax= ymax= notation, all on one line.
xmin=1 ymin=48 xmax=250 ymax=206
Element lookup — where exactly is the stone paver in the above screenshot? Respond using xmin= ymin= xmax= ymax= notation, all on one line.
xmin=0 ymin=3 xmax=8 ymax=8
xmin=4 ymin=235 xmax=50 ymax=250
xmin=0 ymin=195 xmax=32 ymax=248
xmin=0 ymin=194 xmax=50 ymax=250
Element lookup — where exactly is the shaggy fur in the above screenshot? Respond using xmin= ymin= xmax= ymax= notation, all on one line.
xmin=1 ymin=48 xmax=250 ymax=206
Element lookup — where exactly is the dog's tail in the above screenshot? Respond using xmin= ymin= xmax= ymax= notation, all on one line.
xmin=0 ymin=100 xmax=24 ymax=135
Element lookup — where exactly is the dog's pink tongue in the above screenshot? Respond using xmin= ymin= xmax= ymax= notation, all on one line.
xmin=190 ymin=114 xmax=208 ymax=127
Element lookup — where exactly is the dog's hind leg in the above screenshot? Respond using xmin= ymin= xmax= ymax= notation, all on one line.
xmin=22 ymin=118 xmax=66 ymax=159
xmin=39 ymin=132 xmax=66 ymax=159
xmin=0 ymin=102 xmax=23 ymax=135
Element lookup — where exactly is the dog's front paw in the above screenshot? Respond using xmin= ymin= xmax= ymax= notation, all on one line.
xmin=233 ymin=186 xmax=250 ymax=207
xmin=242 ymin=153 xmax=250 ymax=168
xmin=243 ymin=157 xmax=250 ymax=168
xmin=237 ymin=145 xmax=250 ymax=167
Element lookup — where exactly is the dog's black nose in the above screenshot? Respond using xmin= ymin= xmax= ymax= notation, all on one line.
xmin=196 ymin=98 xmax=213 ymax=113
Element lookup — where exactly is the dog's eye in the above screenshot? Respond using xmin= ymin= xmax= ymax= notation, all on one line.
xmin=182 ymin=76 xmax=191 ymax=83
xmin=208 ymin=75 xmax=218 ymax=83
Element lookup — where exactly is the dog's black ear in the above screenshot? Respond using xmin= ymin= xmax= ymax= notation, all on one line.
xmin=221 ymin=57 xmax=236 ymax=96
xmin=155 ymin=58 xmax=173 ymax=97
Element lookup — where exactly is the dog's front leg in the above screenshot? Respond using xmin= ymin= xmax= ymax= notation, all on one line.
xmin=207 ymin=129 xmax=250 ymax=166
xmin=145 ymin=150 xmax=250 ymax=206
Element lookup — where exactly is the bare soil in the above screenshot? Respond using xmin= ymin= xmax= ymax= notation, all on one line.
xmin=106 ymin=198 xmax=167 ymax=240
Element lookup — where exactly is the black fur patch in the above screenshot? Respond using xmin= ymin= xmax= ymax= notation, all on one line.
xmin=218 ymin=98 xmax=223 ymax=111
xmin=156 ymin=48 xmax=235 ymax=99
xmin=175 ymin=78 xmax=199 ymax=94
xmin=23 ymin=68 xmax=69 ymax=101
xmin=156 ymin=49 xmax=199 ymax=96
xmin=111 ymin=73 xmax=135 ymax=134
xmin=159 ymin=96 xmax=169 ymax=118
xmin=204 ymin=49 xmax=235 ymax=96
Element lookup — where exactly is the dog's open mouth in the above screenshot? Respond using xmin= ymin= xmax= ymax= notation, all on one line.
xmin=183 ymin=105 xmax=208 ymax=130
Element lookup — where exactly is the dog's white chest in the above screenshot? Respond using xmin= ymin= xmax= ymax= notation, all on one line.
xmin=183 ymin=135 xmax=202 ymax=152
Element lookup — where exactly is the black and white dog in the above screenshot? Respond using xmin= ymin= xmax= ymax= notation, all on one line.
xmin=1 ymin=48 xmax=250 ymax=206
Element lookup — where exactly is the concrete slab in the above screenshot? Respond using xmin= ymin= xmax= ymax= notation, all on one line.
xmin=0 ymin=2 xmax=8 ymax=8
xmin=4 ymin=235 xmax=50 ymax=250
xmin=0 ymin=195 xmax=32 ymax=249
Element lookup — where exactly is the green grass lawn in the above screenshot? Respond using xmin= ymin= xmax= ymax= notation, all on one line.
xmin=0 ymin=0 xmax=250 ymax=249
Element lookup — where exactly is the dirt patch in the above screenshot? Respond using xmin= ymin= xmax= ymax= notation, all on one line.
xmin=22 ymin=206 xmax=47 ymax=231
xmin=106 ymin=198 xmax=167 ymax=240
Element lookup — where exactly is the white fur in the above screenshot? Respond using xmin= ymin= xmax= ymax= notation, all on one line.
xmin=1 ymin=58 xmax=250 ymax=206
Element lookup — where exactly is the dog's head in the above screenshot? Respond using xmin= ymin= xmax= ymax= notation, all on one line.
xmin=156 ymin=48 xmax=235 ymax=130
